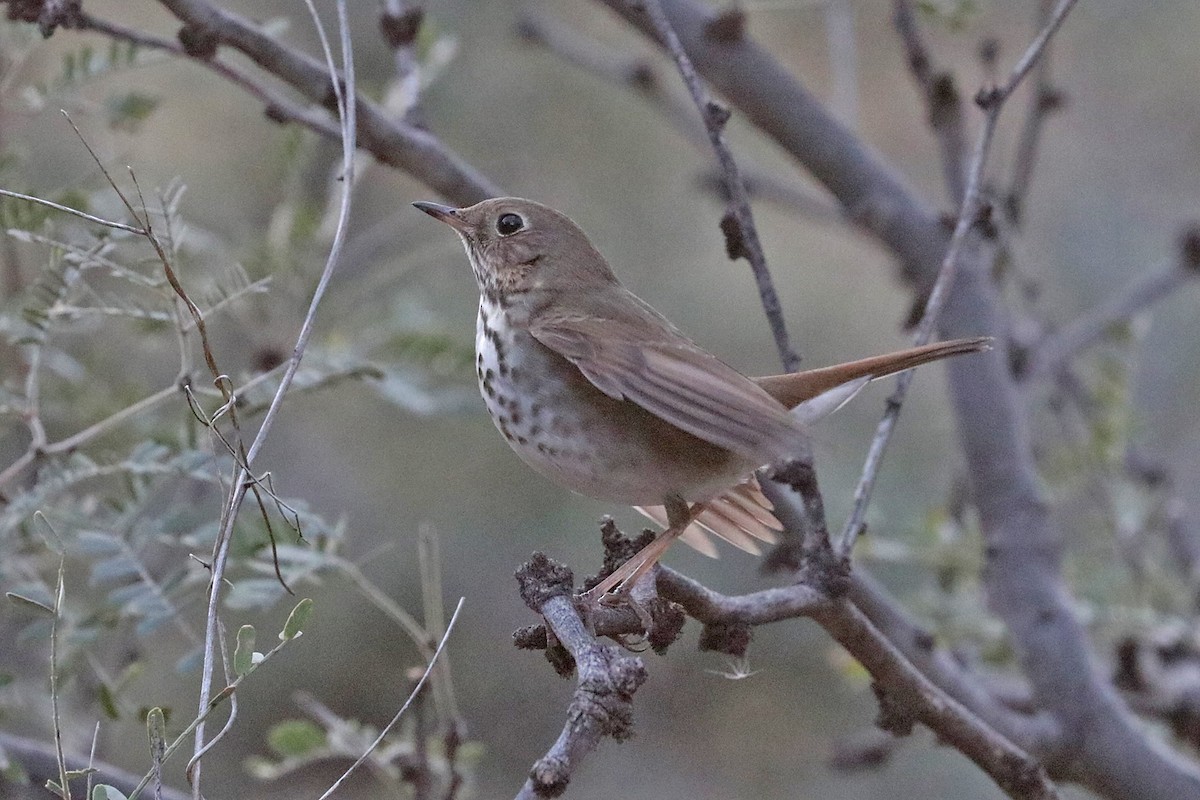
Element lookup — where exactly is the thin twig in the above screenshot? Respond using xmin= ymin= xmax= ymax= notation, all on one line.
xmin=838 ymin=0 xmax=1080 ymax=558
xmin=316 ymin=598 xmax=465 ymax=800
xmin=190 ymin=1 xmax=358 ymax=792
xmin=48 ymin=553 xmax=69 ymax=800
xmin=0 ymin=188 xmax=144 ymax=234
xmin=379 ymin=0 xmax=425 ymax=122
xmin=892 ymin=0 xmax=968 ymax=204
xmin=641 ymin=0 xmax=800 ymax=371
xmin=1006 ymin=0 xmax=1063 ymax=226
xmin=1022 ymin=255 xmax=1199 ymax=381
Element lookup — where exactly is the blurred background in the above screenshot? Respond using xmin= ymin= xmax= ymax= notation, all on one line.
xmin=1 ymin=1 xmax=1199 ymax=798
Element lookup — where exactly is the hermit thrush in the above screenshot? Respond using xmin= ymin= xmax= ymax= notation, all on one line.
xmin=414 ymin=197 xmax=988 ymax=597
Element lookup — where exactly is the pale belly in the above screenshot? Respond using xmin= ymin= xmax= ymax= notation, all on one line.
xmin=475 ymin=302 xmax=752 ymax=505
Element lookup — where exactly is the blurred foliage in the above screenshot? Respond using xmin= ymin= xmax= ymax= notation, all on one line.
xmin=0 ymin=15 xmax=475 ymax=798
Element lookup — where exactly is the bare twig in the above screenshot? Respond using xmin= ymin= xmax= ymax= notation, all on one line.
xmin=892 ymin=0 xmax=968 ymax=204
xmin=378 ymin=0 xmax=425 ymax=122
xmin=316 ymin=598 xmax=465 ymax=800
xmin=1021 ymin=240 xmax=1200 ymax=380
xmin=48 ymin=553 xmax=69 ymax=800
xmin=1006 ymin=0 xmax=1065 ymax=226
xmin=190 ymin=2 xmax=358 ymax=792
xmin=641 ymin=0 xmax=799 ymax=371
xmin=153 ymin=0 xmax=497 ymax=204
xmin=0 ymin=187 xmax=144 ymax=233
xmin=838 ymin=0 xmax=1080 ymax=558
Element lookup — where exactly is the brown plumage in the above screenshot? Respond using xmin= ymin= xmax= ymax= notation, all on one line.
xmin=414 ymin=197 xmax=990 ymax=596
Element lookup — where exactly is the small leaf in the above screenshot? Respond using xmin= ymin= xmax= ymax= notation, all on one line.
xmin=280 ymin=598 xmax=313 ymax=641
xmin=105 ymin=92 xmax=160 ymax=132
xmin=146 ymin=707 xmax=166 ymax=753
xmin=98 ymin=684 xmax=121 ymax=721
xmin=267 ymin=719 xmax=325 ymax=758
xmin=74 ymin=531 xmax=124 ymax=556
xmin=6 ymin=591 xmax=55 ymax=616
xmin=137 ymin=706 xmax=172 ymax=727
xmin=233 ymin=625 xmax=256 ymax=677
xmin=93 ymin=783 xmax=129 ymax=800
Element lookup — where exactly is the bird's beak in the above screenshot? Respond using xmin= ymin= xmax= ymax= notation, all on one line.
xmin=412 ymin=200 xmax=469 ymax=233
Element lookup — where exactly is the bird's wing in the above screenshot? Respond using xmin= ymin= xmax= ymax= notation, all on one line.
xmin=529 ymin=312 xmax=804 ymax=462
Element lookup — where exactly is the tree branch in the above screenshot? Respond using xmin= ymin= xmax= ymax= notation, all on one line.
xmin=513 ymin=555 xmax=648 ymax=800
xmin=1021 ymin=225 xmax=1200 ymax=380
xmin=515 ymin=534 xmax=1061 ymax=800
xmin=640 ymin=0 xmax=799 ymax=371
xmin=594 ymin=2 xmax=1200 ymax=798
xmin=892 ymin=0 xmax=969 ymax=205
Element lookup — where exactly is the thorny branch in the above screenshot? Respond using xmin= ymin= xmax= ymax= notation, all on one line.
xmin=641 ymin=0 xmax=800 ymax=372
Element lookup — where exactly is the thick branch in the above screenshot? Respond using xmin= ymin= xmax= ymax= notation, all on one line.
xmin=596 ymin=2 xmax=1200 ymax=797
xmin=598 ymin=0 xmax=951 ymax=286
xmin=140 ymin=0 xmax=498 ymax=204
xmin=513 ymin=555 xmax=648 ymax=799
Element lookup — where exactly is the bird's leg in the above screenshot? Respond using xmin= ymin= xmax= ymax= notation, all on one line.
xmin=582 ymin=496 xmax=702 ymax=602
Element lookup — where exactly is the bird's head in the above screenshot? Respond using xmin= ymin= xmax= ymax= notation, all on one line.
xmin=413 ymin=197 xmax=618 ymax=302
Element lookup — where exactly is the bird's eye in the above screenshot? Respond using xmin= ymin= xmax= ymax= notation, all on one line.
xmin=496 ymin=213 xmax=524 ymax=236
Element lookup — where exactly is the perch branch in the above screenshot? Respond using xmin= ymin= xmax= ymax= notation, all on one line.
xmin=513 ymin=555 xmax=648 ymax=800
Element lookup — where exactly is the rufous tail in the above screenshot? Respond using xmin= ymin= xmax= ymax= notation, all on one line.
xmin=752 ymin=336 xmax=991 ymax=409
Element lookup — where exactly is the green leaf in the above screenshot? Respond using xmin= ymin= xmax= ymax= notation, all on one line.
xmin=105 ymin=92 xmax=160 ymax=133
xmin=267 ymin=719 xmax=325 ymax=758
xmin=93 ymin=784 xmax=129 ymax=800
xmin=280 ymin=598 xmax=313 ymax=641
xmin=233 ymin=624 xmax=256 ymax=677
xmin=146 ymin=707 xmax=166 ymax=753
xmin=5 ymin=590 xmax=55 ymax=616
xmin=98 ymin=683 xmax=121 ymax=720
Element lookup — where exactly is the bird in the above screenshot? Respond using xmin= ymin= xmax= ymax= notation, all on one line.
xmin=413 ymin=197 xmax=989 ymax=599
